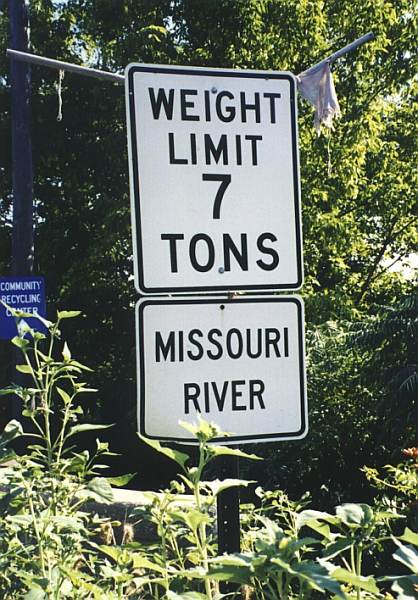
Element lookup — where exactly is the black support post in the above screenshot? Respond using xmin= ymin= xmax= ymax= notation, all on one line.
xmin=217 ymin=453 xmax=240 ymax=595
xmin=9 ymin=0 xmax=34 ymax=423
xmin=10 ymin=0 xmax=34 ymax=277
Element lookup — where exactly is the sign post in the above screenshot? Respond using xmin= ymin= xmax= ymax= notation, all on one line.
xmin=217 ymin=450 xmax=240 ymax=585
xmin=125 ymin=64 xmax=307 ymax=568
xmin=135 ymin=294 xmax=307 ymax=580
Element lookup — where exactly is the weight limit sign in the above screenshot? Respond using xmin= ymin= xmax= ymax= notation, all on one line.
xmin=125 ymin=64 xmax=303 ymax=294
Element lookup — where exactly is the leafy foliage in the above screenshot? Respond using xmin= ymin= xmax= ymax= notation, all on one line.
xmin=0 ymin=310 xmax=417 ymax=598
xmin=0 ymin=307 xmax=117 ymax=597
xmin=347 ymin=294 xmax=418 ymax=448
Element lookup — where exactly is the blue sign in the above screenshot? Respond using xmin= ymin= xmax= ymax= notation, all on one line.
xmin=0 ymin=276 xmax=47 ymax=340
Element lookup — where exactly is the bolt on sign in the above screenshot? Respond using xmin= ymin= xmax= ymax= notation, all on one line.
xmin=125 ymin=64 xmax=303 ymax=294
xmin=136 ymin=296 xmax=307 ymax=444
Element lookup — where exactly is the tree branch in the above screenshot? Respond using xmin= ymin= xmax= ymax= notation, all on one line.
xmin=368 ymin=251 xmax=410 ymax=284
xmin=356 ymin=216 xmax=417 ymax=303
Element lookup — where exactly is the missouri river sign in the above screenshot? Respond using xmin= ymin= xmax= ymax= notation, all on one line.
xmin=136 ymin=295 xmax=307 ymax=444
xmin=126 ymin=64 xmax=303 ymax=294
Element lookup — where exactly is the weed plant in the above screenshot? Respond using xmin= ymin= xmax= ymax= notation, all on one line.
xmin=0 ymin=307 xmax=417 ymax=599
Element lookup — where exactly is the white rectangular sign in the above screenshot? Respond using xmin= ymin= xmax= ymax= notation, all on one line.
xmin=136 ymin=296 xmax=307 ymax=444
xmin=126 ymin=64 xmax=303 ymax=294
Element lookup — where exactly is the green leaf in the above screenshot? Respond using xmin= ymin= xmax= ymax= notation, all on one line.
xmin=211 ymin=554 xmax=256 ymax=568
xmin=331 ymin=567 xmax=380 ymax=593
xmin=104 ymin=472 xmax=136 ymax=487
xmin=50 ymin=515 xmax=83 ymax=531
xmin=85 ymin=477 xmax=113 ymax=503
xmin=16 ymin=319 xmax=33 ymax=337
xmin=336 ymin=503 xmax=374 ymax=527
xmin=322 ymin=538 xmax=353 ymax=559
xmin=138 ymin=434 xmax=189 ymax=469
xmin=130 ymin=554 xmax=165 ymax=573
xmin=31 ymin=313 xmax=53 ymax=329
xmin=11 ymin=336 xmax=30 ymax=350
xmin=56 ymin=387 xmax=72 ymax=405
xmin=182 ymin=508 xmax=211 ymax=531
xmin=203 ymin=478 xmax=255 ymax=496
xmin=297 ymin=509 xmax=339 ymax=538
xmin=0 ymin=448 xmax=16 ymax=465
xmin=289 ymin=537 xmax=322 ymax=552
xmin=62 ymin=342 xmax=71 ymax=361
xmin=400 ymin=528 xmax=418 ymax=547
xmin=294 ymin=562 xmax=346 ymax=599
xmin=0 ymin=420 xmax=23 ymax=448
xmin=208 ymin=567 xmax=252 ymax=585
xmin=94 ymin=544 xmax=120 ymax=562
xmin=393 ymin=540 xmax=418 ymax=573
xmin=1 ymin=302 xmax=34 ymax=320
xmin=0 ymin=384 xmax=30 ymax=401
xmin=298 ymin=509 xmax=337 ymax=524
xmin=7 ymin=514 xmax=33 ymax=526
xmin=67 ymin=423 xmax=113 ymax=438
xmin=57 ymin=310 xmax=82 ymax=319
xmin=375 ymin=509 xmax=403 ymax=522
xmin=391 ymin=576 xmax=418 ymax=600
xmin=209 ymin=445 xmax=262 ymax=461
xmin=65 ymin=572 xmax=104 ymax=597
xmin=69 ymin=360 xmax=93 ymax=372
xmin=0 ymin=387 xmax=16 ymax=397
xmin=179 ymin=418 xmax=223 ymax=440
xmin=208 ymin=555 xmax=254 ymax=585
xmin=32 ymin=331 xmax=47 ymax=341
xmin=15 ymin=364 xmax=33 ymax=374
xmin=78 ymin=477 xmax=114 ymax=503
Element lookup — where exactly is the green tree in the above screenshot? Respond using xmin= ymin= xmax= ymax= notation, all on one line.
xmin=349 ymin=293 xmax=418 ymax=448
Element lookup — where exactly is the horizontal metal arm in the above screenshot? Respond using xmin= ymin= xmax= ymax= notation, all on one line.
xmin=300 ymin=31 xmax=374 ymax=75
xmin=6 ymin=48 xmax=124 ymax=83
xmin=7 ymin=31 xmax=374 ymax=83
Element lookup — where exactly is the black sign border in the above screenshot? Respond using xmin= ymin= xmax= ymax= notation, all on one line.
xmin=127 ymin=65 xmax=303 ymax=295
xmin=136 ymin=295 xmax=307 ymax=444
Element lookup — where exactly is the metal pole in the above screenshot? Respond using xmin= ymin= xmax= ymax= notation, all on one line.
xmin=6 ymin=48 xmax=124 ymax=84
xmin=10 ymin=2 xmax=34 ymax=276
xmin=217 ymin=454 xmax=240 ymax=594
xmin=9 ymin=0 xmax=33 ymax=425
xmin=301 ymin=31 xmax=374 ymax=75
xmin=7 ymin=31 xmax=374 ymax=83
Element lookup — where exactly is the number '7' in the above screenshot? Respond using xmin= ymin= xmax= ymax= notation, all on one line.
xmin=202 ymin=173 xmax=232 ymax=220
